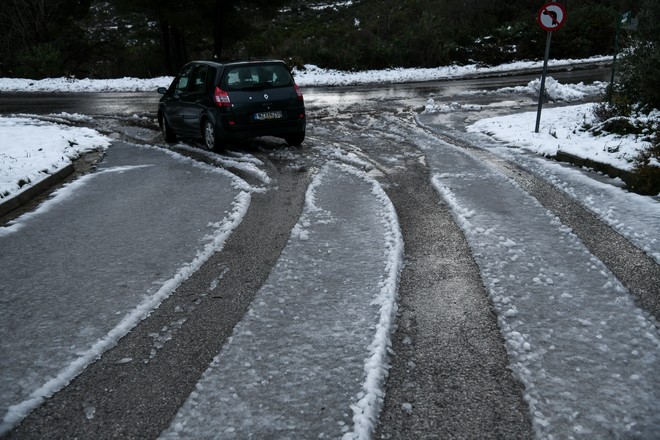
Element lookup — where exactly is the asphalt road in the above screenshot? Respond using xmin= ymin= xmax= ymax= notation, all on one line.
xmin=3 ymin=66 xmax=657 ymax=439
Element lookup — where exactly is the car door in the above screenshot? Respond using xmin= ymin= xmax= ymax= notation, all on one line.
xmin=178 ymin=64 xmax=210 ymax=135
xmin=162 ymin=64 xmax=195 ymax=133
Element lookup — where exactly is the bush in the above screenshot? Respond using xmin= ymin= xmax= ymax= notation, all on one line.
xmin=613 ymin=0 xmax=660 ymax=109
xmin=617 ymin=42 xmax=660 ymax=109
xmin=14 ymin=43 xmax=65 ymax=79
xmin=553 ymin=3 xmax=616 ymax=59
xmin=630 ymin=135 xmax=660 ymax=195
xmin=590 ymin=103 xmax=659 ymax=194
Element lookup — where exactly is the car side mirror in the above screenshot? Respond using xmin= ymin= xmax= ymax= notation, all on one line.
xmin=157 ymin=87 xmax=168 ymax=94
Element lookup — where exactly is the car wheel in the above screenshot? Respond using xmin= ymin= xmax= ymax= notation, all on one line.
xmin=161 ymin=116 xmax=177 ymax=143
xmin=285 ymin=132 xmax=305 ymax=147
xmin=203 ymin=119 xmax=223 ymax=151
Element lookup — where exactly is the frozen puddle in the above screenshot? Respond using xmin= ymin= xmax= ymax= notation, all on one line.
xmin=428 ymin=140 xmax=660 ymax=438
xmin=161 ymin=163 xmax=403 ymax=439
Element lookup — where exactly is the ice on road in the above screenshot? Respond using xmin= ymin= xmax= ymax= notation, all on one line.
xmin=161 ymin=163 xmax=403 ymax=440
xmin=427 ymin=139 xmax=659 ymax=438
xmin=0 ymin=143 xmax=251 ymax=432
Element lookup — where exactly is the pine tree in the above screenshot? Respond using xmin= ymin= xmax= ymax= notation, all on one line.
xmin=617 ymin=0 xmax=660 ymax=109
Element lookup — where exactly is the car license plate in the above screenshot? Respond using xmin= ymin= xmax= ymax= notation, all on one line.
xmin=253 ymin=110 xmax=283 ymax=121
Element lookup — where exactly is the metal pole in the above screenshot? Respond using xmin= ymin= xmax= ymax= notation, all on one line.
xmin=535 ymin=30 xmax=553 ymax=133
xmin=608 ymin=14 xmax=622 ymax=101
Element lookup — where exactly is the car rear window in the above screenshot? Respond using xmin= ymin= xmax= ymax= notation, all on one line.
xmin=222 ymin=64 xmax=293 ymax=91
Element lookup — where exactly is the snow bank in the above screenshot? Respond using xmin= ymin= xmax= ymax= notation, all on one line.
xmin=0 ymin=56 xmax=611 ymax=92
xmin=467 ymin=103 xmax=654 ymax=171
xmin=0 ymin=117 xmax=111 ymax=201
xmin=0 ymin=76 xmax=172 ymax=93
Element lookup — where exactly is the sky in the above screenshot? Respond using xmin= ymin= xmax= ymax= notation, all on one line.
xmin=1 ymin=58 xmax=658 ymax=438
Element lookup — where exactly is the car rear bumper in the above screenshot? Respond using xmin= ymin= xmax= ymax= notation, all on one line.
xmin=213 ymin=109 xmax=306 ymax=139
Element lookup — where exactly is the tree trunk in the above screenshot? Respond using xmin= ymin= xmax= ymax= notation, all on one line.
xmin=213 ymin=0 xmax=223 ymax=60
xmin=160 ymin=21 xmax=187 ymax=74
xmin=160 ymin=22 xmax=174 ymax=74
xmin=171 ymin=25 xmax=187 ymax=69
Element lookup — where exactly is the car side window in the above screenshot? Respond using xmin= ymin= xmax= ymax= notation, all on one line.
xmin=266 ymin=65 xmax=293 ymax=87
xmin=172 ymin=64 xmax=195 ymax=95
xmin=190 ymin=65 xmax=209 ymax=93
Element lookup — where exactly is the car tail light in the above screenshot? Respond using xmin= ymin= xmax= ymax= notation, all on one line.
xmin=294 ymin=83 xmax=304 ymax=102
xmin=214 ymin=87 xmax=231 ymax=107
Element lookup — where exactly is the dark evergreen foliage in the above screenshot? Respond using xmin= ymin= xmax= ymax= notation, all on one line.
xmin=0 ymin=0 xmax=645 ymax=78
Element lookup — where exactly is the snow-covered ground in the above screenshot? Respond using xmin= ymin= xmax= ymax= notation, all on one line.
xmin=427 ymin=139 xmax=659 ymax=439
xmin=0 ymin=143 xmax=257 ymax=433
xmin=0 ymin=115 xmax=110 ymax=201
xmin=0 ymin=56 xmax=610 ymax=92
xmin=1 ymin=58 xmax=659 ymax=438
xmin=466 ymin=103 xmax=656 ymax=172
xmin=1 ymin=56 xmax=653 ymax=206
xmin=161 ymin=163 xmax=402 ymax=439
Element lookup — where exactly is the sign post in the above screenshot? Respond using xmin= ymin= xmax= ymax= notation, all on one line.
xmin=608 ymin=11 xmax=637 ymax=101
xmin=535 ymin=1 xmax=567 ymax=133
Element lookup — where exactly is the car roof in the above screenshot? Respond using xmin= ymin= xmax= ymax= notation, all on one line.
xmin=187 ymin=59 xmax=286 ymax=69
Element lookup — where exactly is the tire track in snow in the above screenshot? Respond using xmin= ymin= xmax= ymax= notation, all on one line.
xmin=3 ymin=147 xmax=308 ymax=439
xmin=307 ymin=115 xmax=535 ymax=439
xmin=161 ymin=162 xmax=403 ymax=439
xmin=415 ymin=119 xmax=660 ymax=322
xmin=429 ymin=140 xmax=659 ymax=438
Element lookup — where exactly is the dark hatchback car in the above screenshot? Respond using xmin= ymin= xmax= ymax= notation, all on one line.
xmin=157 ymin=60 xmax=306 ymax=151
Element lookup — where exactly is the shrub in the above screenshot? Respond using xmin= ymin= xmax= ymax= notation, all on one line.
xmin=630 ymin=135 xmax=660 ymax=195
xmin=15 ymin=43 xmax=65 ymax=79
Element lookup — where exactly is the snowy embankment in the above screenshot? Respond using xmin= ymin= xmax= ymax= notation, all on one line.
xmin=0 ymin=116 xmax=111 ymax=201
xmin=0 ymin=56 xmax=611 ymax=92
xmin=466 ymin=103 xmax=655 ymax=172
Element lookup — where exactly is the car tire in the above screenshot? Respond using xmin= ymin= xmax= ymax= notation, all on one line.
xmin=161 ymin=116 xmax=177 ymax=143
xmin=285 ymin=131 xmax=305 ymax=147
xmin=203 ymin=119 xmax=224 ymax=152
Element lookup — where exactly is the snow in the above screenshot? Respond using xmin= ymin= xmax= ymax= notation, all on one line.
xmin=0 ymin=56 xmax=611 ymax=92
xmin=293 ymin=57 xmax=612 ymax=87
xmin=0 ymin=116 xmax=111 ymax=201
xmin=427 ymin=144 xmax=659 ymax=438
xmin=1 ymin=57 xmax=659 ymax=438
xmin=0 ymin=143 xmax=255 ymax=433
xmin=425 ymin=76 xmax=608 ymax=109
xmin=0 ymin=76 xmax=172 ymax=93
xmin=466 ymin=102 xmax=653 ymax=171
xmin=483 ymin=145 xmax=660 ymax=264
xmin=160 ymin=163 xmax=403 ymax=439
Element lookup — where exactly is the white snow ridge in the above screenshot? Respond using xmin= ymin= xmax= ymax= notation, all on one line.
xmin=160 ymin=163 xmax=403 ymax=439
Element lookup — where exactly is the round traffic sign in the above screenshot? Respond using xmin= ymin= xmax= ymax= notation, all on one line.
xmin=537 ymin=2 xmax=567 ymax=31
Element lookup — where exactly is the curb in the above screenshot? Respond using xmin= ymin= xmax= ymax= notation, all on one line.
xmin=0 ymin=164 xmax=75 ymax=219
xmin=552 ymin=151 xmax=635 ymax=185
